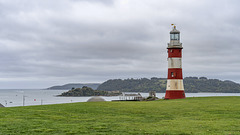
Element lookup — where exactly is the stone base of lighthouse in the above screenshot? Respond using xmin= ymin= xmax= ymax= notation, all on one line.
xmin=164 ymin=79 xmax=185 ymax=99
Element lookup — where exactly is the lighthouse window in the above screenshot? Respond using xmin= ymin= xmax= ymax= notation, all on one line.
xmin=170 ymin=34 xmax=180 ymax=40
xmin=171 ymin=72 xmax=174 ymax=77
xmin=175 ymin=34 xmax=180 ymax=40
xmin=170 ymin=34 xmax=175 ymax=40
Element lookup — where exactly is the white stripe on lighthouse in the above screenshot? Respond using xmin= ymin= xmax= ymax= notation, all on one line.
xmin=168 ymin=58 xmax=182 ymax=68
xmin=166 ymin=79 xmax=184 ymax=90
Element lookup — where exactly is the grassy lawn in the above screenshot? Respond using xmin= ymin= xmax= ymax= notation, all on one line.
xmin=0 ymin=96 xmax=240 ymax=134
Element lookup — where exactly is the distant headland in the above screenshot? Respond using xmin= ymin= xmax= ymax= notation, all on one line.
xmin=58 ymin=86 xmax=121 ymax=97
xmin=47 ymin=83 xmax=100 ymax=90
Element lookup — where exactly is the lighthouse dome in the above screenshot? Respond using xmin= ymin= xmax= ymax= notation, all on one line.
xmin=170 ymin=28 xmax=180 ymax=34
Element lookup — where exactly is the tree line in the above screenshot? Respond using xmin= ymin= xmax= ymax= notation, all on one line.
xmin=96 ymin=77 xmax=240 ymax=93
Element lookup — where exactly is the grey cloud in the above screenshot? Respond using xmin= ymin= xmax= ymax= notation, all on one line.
xmin=0 ymin=0 xmax=239 ymax=88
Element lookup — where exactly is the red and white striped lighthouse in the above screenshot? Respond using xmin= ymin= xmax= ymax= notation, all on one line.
xmin=164 ymin=25 xmax=185 ymax=99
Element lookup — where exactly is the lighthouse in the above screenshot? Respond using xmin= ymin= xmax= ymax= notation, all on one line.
xmin=164 ymin=25 xmax=185 ymax=99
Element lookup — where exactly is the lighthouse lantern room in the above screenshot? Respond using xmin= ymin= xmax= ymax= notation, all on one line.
xmin=164 ymin=25 xmax=185 ymax=99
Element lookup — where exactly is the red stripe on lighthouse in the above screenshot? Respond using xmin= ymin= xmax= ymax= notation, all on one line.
xmin=165 ymin=90 xmax=185 ymax=99
xmin=167 ymin=68 xmax=183 ymax=79
xmin=168 ymin=48 xmax=182 ymax=58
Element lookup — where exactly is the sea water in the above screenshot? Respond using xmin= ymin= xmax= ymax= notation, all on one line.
xmin=0 ymin=89 xmax=240 ymax=107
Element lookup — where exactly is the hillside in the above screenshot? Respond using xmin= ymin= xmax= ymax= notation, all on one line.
xmin=0 ymin=97 xmax=240 ymax=134
xmin=97 ymin=77 xmax=240 ymax=93
xmin=47 ymin=83 xmax=100 ymax=90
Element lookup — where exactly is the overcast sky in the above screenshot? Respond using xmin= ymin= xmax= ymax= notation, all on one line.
xmin=0 ymin=0 xmax=239 ymax=88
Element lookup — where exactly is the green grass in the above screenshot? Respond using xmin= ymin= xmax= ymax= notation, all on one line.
xmin=1 ymin=97 xmax=240 ymax=135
